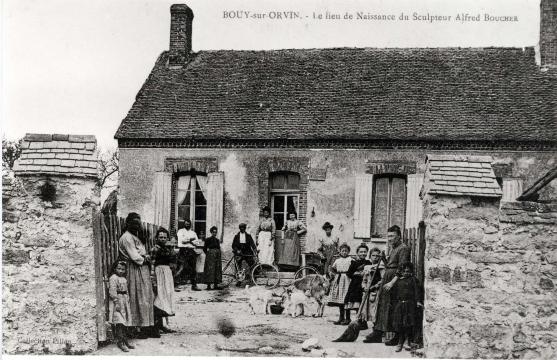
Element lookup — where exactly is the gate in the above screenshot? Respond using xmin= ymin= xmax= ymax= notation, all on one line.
xmin=404 ymin=221 xmax=426 ymax=344
xmin=92 ymin=211 xmax=160 ymax=342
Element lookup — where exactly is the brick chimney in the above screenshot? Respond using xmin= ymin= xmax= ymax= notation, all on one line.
xmin=169 ymin=4 xmax=194 ymax=67
xmin=540 ymin=0 xmax=557 ymax=68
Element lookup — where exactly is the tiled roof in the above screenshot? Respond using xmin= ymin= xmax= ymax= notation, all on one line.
xmin=423 ymin=154 xmax=502 ymax=198
xmin=13 ymin=134 xmax=98 ymax=178
xmin=115 ymin=47 xmax=556 ymax=143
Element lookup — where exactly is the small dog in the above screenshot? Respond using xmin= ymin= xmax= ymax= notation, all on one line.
xmin=245 ymin=285 xmax=286 ymax=315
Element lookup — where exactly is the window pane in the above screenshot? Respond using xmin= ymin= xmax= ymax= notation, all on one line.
xmin=373 ymin=177 xmax=390 ymax=236
xmin=271 ymin=174 xmax=286 ymax=190
xmin=195 ymin=190 xmax=207 ymax=205
xmin=273 ymin=196 xmax=285 ymax=213
xmin=286 ymin=196 xmax=298 ymax=217
xmin=287 ymin=174 xmax=300 ymax=189
xmin=390 ymin=177 xmax=406 ymax=230
xmin=179 ymin=190 xmax=191 ymax=206
xmin=196 ymin=206 xmax=207 ymax=221
xmin=274 ymin=213 xmax=284 ymax=230
xmin=178 ymin=205 xmax=190 ymax=222
xmin=195 ymin=222 xmax=206 ymax=237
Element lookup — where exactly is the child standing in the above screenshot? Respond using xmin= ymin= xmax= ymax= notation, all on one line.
xmin=327 ymin=243 xmax=354 ymax=325
xmin=109 ymin=261 xmax=134 ymax=352
xmin=390 ymin=261 xmax=423 ymax=352
xmin=343 ymin=244 xmax=375 ymax=326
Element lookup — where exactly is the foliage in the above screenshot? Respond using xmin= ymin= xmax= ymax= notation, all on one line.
xmin=2 ymin=138 xmax=22 ymax=169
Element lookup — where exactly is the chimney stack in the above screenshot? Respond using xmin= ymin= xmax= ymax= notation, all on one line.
xmin=540 ymin=0 xmax=557 ymax=68
xmin=169 ymin=4 xmax=194 ymax=67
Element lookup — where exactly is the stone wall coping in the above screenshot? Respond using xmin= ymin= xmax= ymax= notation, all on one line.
xmin=13 ymin=134 xmax=99 ymax=179
xmin=501 ymin=200 xmax=557 ymax=213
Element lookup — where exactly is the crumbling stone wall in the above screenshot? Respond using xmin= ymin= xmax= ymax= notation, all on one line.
xmin=423 ymin=195 xmax=557 ymax=359
xmin=2 ymin=175 xmax=99 ymax=354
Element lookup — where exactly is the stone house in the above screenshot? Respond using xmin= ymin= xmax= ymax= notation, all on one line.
xmin=115 ymin=2 xmax=556 ymax=256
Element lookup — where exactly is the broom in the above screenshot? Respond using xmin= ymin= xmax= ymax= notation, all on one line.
xmin=332 ymin=255 xmax=385 ymax=342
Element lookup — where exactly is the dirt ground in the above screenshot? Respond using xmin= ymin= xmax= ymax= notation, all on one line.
xmin=93 ymin=285 xmax=417 ymax=358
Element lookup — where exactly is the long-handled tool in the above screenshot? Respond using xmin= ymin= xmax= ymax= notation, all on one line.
xmin=332 ymin=255 xmax=385 ymax=342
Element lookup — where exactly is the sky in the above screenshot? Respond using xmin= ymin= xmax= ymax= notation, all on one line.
xmin=2 ymin=0 xmax=540 ymax=149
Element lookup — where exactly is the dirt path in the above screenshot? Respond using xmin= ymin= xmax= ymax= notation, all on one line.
xmin=94 ymin=286 xmax=415 ymax=357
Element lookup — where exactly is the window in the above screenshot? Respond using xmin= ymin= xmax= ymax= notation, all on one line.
xmin=270 ymin=172 xmax=300 ymax=231
xmin=371 ymin=175 xmax=407 ymax=236
xmin=176 ymin=174 xmax=207 ymax=237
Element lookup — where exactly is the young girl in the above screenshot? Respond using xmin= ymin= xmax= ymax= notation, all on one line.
xmin=109 ymin=261 xmax=134 ymax=352
xmin=151 ymin=228 xmax=177 ymax=334
xmin=327 ymin=243 xmax=354 ymax=325
xmin=390 ymin=261 xmax=423 ymax=352
xmin=344 ymin=244 xmax=375 ymax=326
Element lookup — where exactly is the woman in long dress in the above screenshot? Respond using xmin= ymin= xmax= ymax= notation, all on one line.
xmin=317 ymin=222 xmax=339 ymax=278
xmin=118 ymin=212 xmax=155 ymax=338
xmin=256 ymin=206 xmax=276 ymax=265
xmin=151 ymin=227 xmax=176 ymax=334
xmin=278 ymin=212 xmax=306 ymax=269
xmin=203 ymin=226 xmax=223 ymax=290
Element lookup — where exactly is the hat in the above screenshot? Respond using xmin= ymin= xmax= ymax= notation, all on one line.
xmin=322 ymin=222 xmax=334 ymax=230
xmin=238 ymin=223 xmax=247 ymax=229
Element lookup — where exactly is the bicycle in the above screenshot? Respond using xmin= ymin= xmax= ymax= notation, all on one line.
xmin=221 ymin=253 xmax=280 ymax=289
xmin=293 ymin=252 xmax=339 ymax=281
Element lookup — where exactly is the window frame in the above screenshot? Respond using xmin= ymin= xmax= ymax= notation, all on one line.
xmin=175 ymin=172 xmax=207 ymax=236
xmin=371 ymin=174 xmax=407 ymax=237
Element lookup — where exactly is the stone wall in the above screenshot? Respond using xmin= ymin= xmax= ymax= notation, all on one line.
xmin=2 ymin=175 xmax=99 ymax=354
xmin=423 ymin=195 xmax=557 ymax=359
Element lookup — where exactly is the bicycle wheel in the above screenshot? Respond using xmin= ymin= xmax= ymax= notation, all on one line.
xmin=250 ymin=263 xmax=280 ymax=289
xmin=294 ymin=266 xmax=320 ymax=281
xmin=221 ymin=258 xmax=236 ymax=287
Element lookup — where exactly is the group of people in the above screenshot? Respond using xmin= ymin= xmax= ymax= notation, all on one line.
xmin=107 ymin=209 xmax=422 ymax=353
xmin=317 ymin=222 xmax=423 ymax=352
xmin=107 ymin=213 xmax=181 ymax=352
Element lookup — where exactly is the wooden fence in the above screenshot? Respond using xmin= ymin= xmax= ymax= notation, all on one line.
xmin=92 ymin=211 xmax=160 ymax=342
xmin=404 ymin=222 xmax=426 ymax=344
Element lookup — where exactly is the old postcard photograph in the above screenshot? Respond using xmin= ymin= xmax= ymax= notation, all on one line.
xmin=2 ymin=0 xmax=556 ymax=358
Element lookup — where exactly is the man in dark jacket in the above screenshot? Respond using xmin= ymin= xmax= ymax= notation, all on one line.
xmin=232 ymin=223 xmax=257 ymax=285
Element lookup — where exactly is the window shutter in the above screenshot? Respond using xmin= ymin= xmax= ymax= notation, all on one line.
xmin=405 ymin=174 xmax=424 ymax=229
xmin=153 ymin=172 xmax=172 ymax=228
xmin=354 ymin=175 xmax=373 ymax=238
xmin=206 ymin=172 xmax=225 ymax=240
xmin=502 ymin=179 xmax=523 ymax=202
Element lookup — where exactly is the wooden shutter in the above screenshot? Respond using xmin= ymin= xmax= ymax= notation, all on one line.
xmin=153 ymin=172 xmax=172 ymax=228
xmin=502 ymin=179 xmax=523 ymax=202
xmin=354 ymin=175 xmax=373 ymax=238
xmin=390 ymin=177 xmax=407 ymax=231
xmin=206 ymin=172 xmax=225 ymax=240
xmin=373 ymin=177 xmax=390 ymax=236
xmin=405 ymin=174 xmax=424 ymax=229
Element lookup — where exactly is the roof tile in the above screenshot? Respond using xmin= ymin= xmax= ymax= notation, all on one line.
xmin=114 ymin=49 xmax=557 ymax=142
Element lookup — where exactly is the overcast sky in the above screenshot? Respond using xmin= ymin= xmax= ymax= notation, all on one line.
xmin=2 ymin=0 xmax=540 ymax=149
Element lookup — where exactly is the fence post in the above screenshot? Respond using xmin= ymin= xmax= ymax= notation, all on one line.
xmin=92 ymin=209 xmax=107 ymax=342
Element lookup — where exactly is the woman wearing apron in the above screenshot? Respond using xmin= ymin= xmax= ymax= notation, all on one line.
xmin=255 ymin=206 xmax=276 ymax=265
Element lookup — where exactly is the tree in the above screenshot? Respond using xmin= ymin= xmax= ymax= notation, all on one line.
xmin=2 ymin=138 xmax=22 ymax=169
xmin=97 ymin=148 xmax=119 ymax=189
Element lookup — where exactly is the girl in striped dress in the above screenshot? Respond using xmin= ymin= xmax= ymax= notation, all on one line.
xmin=327 ymin=243 xmax=354 ymax=325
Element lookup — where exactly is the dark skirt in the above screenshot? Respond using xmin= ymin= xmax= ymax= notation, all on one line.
xmin=277 ymin=229 xmax=300 ymax=267
xmin=391 ymin=300 xmax=417 ymax=331
xmin=126 ymin=261 xmax=154 ymax=327
xmin=344 ymin=276 xmax=364 ymax=305
xmin=373 ymin=268 xmax=397 ymax=332
xmin=204 ymin=248 xmax=222 ymax=284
